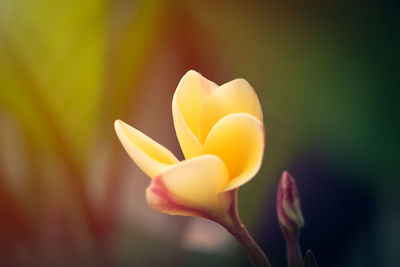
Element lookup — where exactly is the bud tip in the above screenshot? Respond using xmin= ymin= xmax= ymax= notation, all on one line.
xmin=277 ymin=171 xmax=304 ymax=237
xmin=304 ymin=249 xmax=318 ymax=267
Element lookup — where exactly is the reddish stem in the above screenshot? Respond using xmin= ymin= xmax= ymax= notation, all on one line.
xmin=216 ymin=190 xmax=271 ymax=267
xmin=284 ymin=236 xmax=303 ymax=267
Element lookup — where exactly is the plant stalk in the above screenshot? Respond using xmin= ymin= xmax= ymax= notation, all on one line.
xmin=217 ymin=190 xmax=271 ymax=267
xmin=284 ymin=235 xmax=303 ymax=267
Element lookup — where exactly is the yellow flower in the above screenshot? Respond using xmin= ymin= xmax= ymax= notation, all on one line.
xmin=114 ymin=70 xmax=265 ymax=219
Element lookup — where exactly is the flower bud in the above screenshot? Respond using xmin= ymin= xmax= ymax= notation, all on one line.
xmin=304 ymin=249 xmax=318 ymax=267
xmin=276 ymin=171 xmax=304 ymax=240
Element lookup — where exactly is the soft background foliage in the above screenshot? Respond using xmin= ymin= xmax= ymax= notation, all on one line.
xmin=0 ymin=1 xmax=398 ymax=266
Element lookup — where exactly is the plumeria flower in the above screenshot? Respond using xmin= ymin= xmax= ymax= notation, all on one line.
xmin=115 ymin=70 xmax=270 ymax=266
xmin=115 ymin=70 xmax=264 ymax=218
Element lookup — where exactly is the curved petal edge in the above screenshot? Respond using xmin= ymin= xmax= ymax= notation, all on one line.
xmin=114 ymin=120 xmax=179 ymax=178
xmin=146 ymin=155 xmax=230 ymax=215
xmin=199 ymin=78 xmax=263 ymax=143
xmin=203 ymin=113 xmax=265 ymax=191
xmin=172 ymin=70 xmax=218 ymax=158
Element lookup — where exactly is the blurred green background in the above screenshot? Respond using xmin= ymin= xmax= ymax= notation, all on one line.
xmin=0 ymin=0 xmax=398 ymax=266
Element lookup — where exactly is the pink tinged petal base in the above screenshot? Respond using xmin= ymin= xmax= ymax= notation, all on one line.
xmin=146 ymin=176 xmax=217 ymax=219
xmin=146 ymin=155 xmax=230 ymax=216
xmin=146 ymin=171 xmax=271 ymax=267
xmin=146 ymin=177 xmax=236 ymax=221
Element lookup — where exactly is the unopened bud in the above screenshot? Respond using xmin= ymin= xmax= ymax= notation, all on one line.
xmin=277 ymin=171 xmax=304 ymax=240
xmin=304 ymin=249 xmax=318 ymax=267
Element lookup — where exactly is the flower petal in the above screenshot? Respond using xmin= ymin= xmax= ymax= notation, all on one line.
xmin=145 ymin=155 xmax=229 ymax=216
xmin=199 ymin=79 xmax=263 ymax=143
xmin=114 ymin=120 xmax=179 ymax=178
xmin=203 ymin=113 xmax=265 ymax=191
xmin=172 ymin=70 xmax=218 ymax=158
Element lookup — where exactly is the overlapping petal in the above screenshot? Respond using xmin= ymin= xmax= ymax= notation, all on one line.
xmin=172 ymin=70 xmax=218 ymax=158
xmin=146 ymin=155 xmax=229 ymax=216
xmin=199 ymin=78 xmax=263 ymax=143
xmin=115 ymin=70 xmax=266 ymax=219
xmin=114 ymin=120 xmax=179 ymax=178
xmin=203 ymin=113 xmax=265 ymax=191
